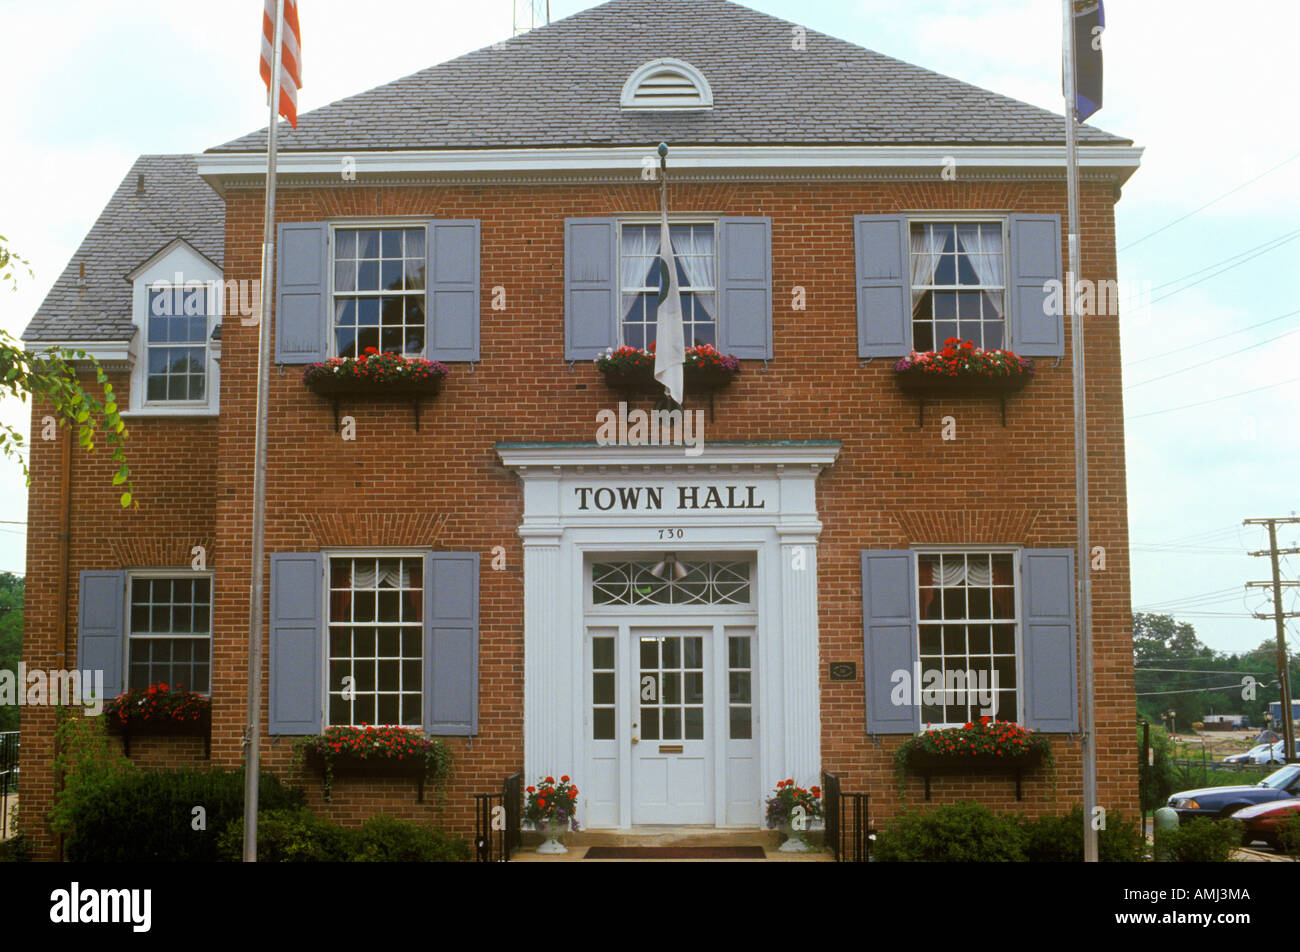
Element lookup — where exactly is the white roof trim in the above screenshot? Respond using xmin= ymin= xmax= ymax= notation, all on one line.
xmin=22 ymin=339 xmax=137 ymax=372
xmin=620 ymin=57 xmax=713 ymax=111
xmin=197 ymin=144 xmax=1143 ymax=183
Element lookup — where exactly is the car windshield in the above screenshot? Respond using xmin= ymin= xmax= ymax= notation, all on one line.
xmin=1260 ymin=765 xmax=1300 ymax=789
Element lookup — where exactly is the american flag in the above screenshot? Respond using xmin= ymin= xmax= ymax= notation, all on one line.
xmin=259 ymin=0 xmax=302 ymax=128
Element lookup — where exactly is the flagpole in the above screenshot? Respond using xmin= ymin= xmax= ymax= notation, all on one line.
xmin=1063 ymin=0 xmax=1098 ymax=864
xmin=243 ymin=0 xmax=285 ymax=863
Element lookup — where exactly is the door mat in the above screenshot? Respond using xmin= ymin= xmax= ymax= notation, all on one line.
xmin=583 ymin=846 xmax=767 ymax=859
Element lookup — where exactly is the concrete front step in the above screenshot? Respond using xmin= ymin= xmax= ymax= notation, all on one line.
xmin=563 ymin=827 xmax=784 ymax=849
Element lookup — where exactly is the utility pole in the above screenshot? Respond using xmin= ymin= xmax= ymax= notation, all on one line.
xmin=1244 ymin=516 xmax=1300 ymax=763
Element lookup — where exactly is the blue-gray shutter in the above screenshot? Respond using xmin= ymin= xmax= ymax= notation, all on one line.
xmin=275 ymin=222 xmax=329 ymax=363
xmin=426 ymin=219 xmax=480 ymax=362
xmin=78 ymin=571 xmax=125 ymax=700
xmin=855 ymin=215 xmax=911 ymax=358
xmin=1021 ymin=549 xmax=1079 ymax=732
xmin=716 ymin=217 xmax=772 ymax=360
xmin=424 ymin=552 xmax=480 ymax=736
xmin=1008 ymin=214 xmax=1064 ymax=357
xmin=564 ymin=218 xmax=619 ymax=360
xmin=269 ymin=552 xmax=323 ymax=735
xmin=861 ymin=551 xmax=919 ymax=734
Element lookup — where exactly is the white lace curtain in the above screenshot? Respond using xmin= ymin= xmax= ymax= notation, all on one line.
xmin=956 ymin=226 xmax=1005 ymax=321
xmin=910 ymin=226 xmax=947 ymax=317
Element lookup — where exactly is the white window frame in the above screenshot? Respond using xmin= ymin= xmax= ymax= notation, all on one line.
xmin=321 ymin=547 xmax=427 ymax=729
xmin=125 ymin=240 xmax=221 ymax=417
xmin=906 ymin=214 xmax=1009 ymax=352
xmin=124 ymin=569 xmax=215 ymax=695
xmin=617 ymin=217 xmax=718 ymax=351
xmin=327 ymin=219 xmax=430 ymax=360
xmin=911 ymin=546 xmax=1023 ymax=729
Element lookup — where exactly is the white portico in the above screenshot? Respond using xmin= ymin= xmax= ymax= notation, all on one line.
xmin=498 ymin=441 xmax=839 ymax=828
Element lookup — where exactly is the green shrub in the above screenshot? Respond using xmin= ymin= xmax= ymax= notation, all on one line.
xmin=1161 ymin=817 xmax=1242 ymax=862
xmin=49 ymin=709 xmax=136 ymax=839
xmin=1020 ymin=807 xmax=1146 ymax=862
xmin=217 ymin=808 xmax=354 ymax=862
xmin=874 ymin=801 xmax=1026 ymax=862
xmin=1276 ymin=814 xmax=1300 ymax=855
xmin=351 ymin=815 xmax=471 ymax=862
xmin=0 ymin=833 xmax=30 ymax=862
xmin=63 ymin=767 xmax=303 ymax=862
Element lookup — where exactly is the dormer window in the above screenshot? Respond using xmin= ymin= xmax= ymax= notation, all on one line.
xmin=620 ymin=58 xmax=713 ymax=111
xmin=126 ymin=238 xmax=222 ymax=416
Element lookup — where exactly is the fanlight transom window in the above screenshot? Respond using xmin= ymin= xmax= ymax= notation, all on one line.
xmin=592 ymin=560 xmax=750 ymax=606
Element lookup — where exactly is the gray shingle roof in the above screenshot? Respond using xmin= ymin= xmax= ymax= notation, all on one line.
xmin=23 ymin=155 xmax=224 ymax=343
xmin=212 ymin=0 xmax=1131 ymax=153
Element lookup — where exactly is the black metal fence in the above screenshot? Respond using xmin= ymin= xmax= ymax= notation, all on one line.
xmin=822 ymin=770 xmax=871 ymax=862
xmin=0 ymin=732 xmax=17 ymax=839
xmin=474 ymin=770 xmax=522 ymax=862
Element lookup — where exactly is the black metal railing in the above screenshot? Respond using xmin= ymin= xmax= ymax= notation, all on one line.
xmin=822 ymin=769 xmax=871 ymax=862
xmin=474 ymin=770 xmax=522 ymax=862
xmin=0 ymin=732 xmax=18 ymax=839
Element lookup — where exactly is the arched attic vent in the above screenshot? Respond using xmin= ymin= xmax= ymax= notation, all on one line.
xmin=619 ymin=58 xmax=713 ymax=111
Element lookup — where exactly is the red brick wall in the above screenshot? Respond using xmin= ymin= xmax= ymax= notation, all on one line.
xmin=21 ymin=176 xmax=1136 ymax=858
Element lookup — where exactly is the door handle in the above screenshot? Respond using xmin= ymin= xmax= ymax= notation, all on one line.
xmin=631 ymin=737 xmax=639 ymax=744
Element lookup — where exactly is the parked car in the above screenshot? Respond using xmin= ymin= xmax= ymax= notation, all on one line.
xmin=1222 ymin=744 xmax=1272 ymax=764
xmin=1167 ymin=764 xmax=1300 ymax=821
xmin=1231 ymin=799 xmax=1300 ymax=851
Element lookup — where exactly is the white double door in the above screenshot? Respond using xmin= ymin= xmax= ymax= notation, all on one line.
xmin=585 ymin=621 xmax=758 ymax=827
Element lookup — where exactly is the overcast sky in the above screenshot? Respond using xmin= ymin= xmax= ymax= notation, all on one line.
xmin=1 ymin=0 xmax=1297 ymax=655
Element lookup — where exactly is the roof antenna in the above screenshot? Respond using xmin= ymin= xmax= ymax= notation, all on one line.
xmin=136 ymin=172 xmax=146 ymax=195
xmin=76 ymin=261 xmax=87 ymax=293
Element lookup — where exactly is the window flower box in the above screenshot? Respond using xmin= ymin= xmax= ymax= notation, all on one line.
xmin=301 ymin=349 xmax=449 ymax=431
xmin=104 ymin=683 xmax=211 ymax=758
xmin=294 ymin=726 xmax=452 ymax=803
xmin=895 ymin=718 xmax=1052 ymax=801
xmin=893 ymin=338 xmax=1034 ymax=427
xmin=596 ymin=344 xmax=740 ymax=420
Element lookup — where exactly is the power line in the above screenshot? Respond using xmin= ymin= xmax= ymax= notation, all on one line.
xmin=1125 ymin=326 xmax=1300 ymax=391
xmin=1119 ymin=150 xmax=1300 ymax=251
xmin=1124 ymin=230 xmax=1300 ymax=312
xmin=1126 ymin=376 xmax=1300 ymax=421
xmin=1126 ymin=307 xmax=1300 ymax=367
xmin=1137 ymin=684 xmax=1250 ymax=696
xmin=1135 ymin=667 xmax=1271 ymax=676
xmin=1123 ymin=229 xmax=1300 ymax=305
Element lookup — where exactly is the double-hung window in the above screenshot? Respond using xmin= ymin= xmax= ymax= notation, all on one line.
xmin=331 ymin=227 xmax=427 ymax=358
xmin=127 ymin=574 xmax=212 ymax=693
xmin=915 ymin=550 xmax=1018 ymax=725
xmin=326 ymin=553 xmax=424 ymax=727
xmin=618 ymin=221 xmax=717 ymax=349
xmin=908 ymin=220 xmax=1006 ymax=351
xmin=145 ymin=286 xmax=210 ymax=403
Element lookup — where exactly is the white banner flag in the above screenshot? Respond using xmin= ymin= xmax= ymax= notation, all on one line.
xmin=653 ymin=212 xmax=685 ymax=405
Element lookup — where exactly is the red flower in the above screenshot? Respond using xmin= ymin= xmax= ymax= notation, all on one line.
xmin=560 ymin=775 xmax=570 ymax=783
xmin=545 ymin=776 xmax=555 ymax=784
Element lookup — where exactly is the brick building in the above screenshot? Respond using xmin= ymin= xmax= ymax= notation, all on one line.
xmin=21 ymin=0 xmax=1141 ymax=858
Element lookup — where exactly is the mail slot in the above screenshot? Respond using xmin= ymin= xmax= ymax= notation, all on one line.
xmin=658 ymin=744 xmax=684 ymax=754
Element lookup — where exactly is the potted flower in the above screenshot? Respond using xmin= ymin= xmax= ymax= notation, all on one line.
xmin=301 ymin=348 xmax=450 ymax=394
xmin=104 ymin=682 xmax=211 ymax=757
xmin=523 ymin=775 xmax=580 ymax=854
xmin=893 ymin=338 xmax=1033 ymax=424
xmin=595 ymin=343 xmax=741 ymax=397
xmin=894 ymin=717 xmax=1054 ymax=801
xmin=765 ymin=779 xmax=823 ymax=852
xmin=302 ymin=349 xmax=450 ymax=430
xmin=294 ymin=725 xmax=452 ymax=802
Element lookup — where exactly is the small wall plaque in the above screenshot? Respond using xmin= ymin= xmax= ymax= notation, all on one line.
xmin=829 ymin=662 xmax=857 ymax=682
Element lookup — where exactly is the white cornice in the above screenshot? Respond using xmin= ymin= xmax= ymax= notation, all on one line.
xmin=24 ymin=339 xmax=136 ymax=373
xmin=497 ymin=442 xmax=842 ymax=473
xmin=197 ymin=144 xmax=1143 ymax=191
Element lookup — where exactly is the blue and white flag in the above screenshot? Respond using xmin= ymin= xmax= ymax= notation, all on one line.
xmin=654 ymin=211 xmax=685 ymax=405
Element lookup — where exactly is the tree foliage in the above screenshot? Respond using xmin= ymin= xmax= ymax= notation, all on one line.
xmin=0 ymin=573 xmax=21 ymax=733
xmin=0 ymin=236 xmax=135 ymax=506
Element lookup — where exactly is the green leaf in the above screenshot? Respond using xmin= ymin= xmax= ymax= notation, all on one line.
xmin=112 ymin=467 xmax=127 ymax=486
xmin=104 ymin=401 xmax=117 ymax=415
xmin=120 ymin=492 xmax=132 ymax=508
